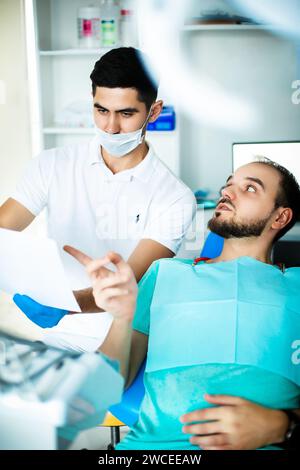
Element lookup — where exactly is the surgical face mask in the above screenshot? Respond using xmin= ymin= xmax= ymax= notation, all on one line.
xmin=95 ymin=107 xmax=153 ymax=158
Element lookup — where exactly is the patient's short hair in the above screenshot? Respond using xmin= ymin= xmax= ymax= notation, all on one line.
xmin=255 ymin=156 xmax=300 ymax=241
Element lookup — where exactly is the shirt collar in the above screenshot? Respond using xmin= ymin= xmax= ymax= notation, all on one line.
xmin=88 ymin=136 xmax=157 ymax=183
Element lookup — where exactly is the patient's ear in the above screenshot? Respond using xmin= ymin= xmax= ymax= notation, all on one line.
xmin=272 ymin=207 xmax=293 ymax=231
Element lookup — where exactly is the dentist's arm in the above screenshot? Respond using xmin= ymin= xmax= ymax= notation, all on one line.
xmin=0 ymin=198 xmax=35 ymax=231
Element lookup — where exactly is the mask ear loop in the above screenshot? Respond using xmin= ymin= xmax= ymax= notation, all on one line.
xmin=140 ymin=104 xmax=154 ymax=140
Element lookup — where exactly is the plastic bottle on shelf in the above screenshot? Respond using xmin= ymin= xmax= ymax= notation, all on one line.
xmin=77 ymin=5 xmax=101 ymax=48
xmin=120 ymin=0 xmax=138 ymax=46
xmin=100 ymin=0 xmax=120 ymax=48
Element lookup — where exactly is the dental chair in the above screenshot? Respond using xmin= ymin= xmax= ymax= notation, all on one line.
xmin=272 ymin=240 xmax=300 ymax=268
xmin=100 ymin=232 xmax=224 ymax=449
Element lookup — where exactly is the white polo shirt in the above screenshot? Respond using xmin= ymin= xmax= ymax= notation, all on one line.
xmin=12 ymin=137 xmax=196 ymax=351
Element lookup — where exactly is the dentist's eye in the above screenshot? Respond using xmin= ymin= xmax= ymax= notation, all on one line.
xmin=122 ymin=112 xmax=133 ymax=118
xmin=246 ymin=185 xmax=256 ymax=192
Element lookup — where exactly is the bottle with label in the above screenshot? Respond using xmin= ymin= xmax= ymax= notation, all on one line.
xmin=77 ymin=6 xmax=101 ymax=49
xmin=100 ymin=0 xmax=120 ymax=48
xmin=120 ymin=0 xmax=138 ymax=46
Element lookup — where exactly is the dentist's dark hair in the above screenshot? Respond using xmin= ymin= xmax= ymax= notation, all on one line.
xmin=255 ymin=157 xmax=300 ymax=242
xmin=90 ymin=47 xmax=158 ymax=110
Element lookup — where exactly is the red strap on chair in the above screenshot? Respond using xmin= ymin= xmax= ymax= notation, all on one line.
xmin=192 ymin=256 xmax=211 ymax=266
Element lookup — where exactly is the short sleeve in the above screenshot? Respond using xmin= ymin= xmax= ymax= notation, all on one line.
xmin=11 ymin=149 xmax=55 ymax=216
xmin=142 ymin=190 xmax=196 ymax=255
xmin=132 ymin=260 xmax=160 ymax=336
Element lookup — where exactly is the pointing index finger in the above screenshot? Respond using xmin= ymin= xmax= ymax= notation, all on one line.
xmin=63 ymin=245 xmax=93 ymax=267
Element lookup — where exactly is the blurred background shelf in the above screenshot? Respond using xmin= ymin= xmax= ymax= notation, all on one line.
xmin=25 ymin=0 xmax=300 ymax=193
xmin=43 ymin=127 xmax=177 ymax=135
xmin=43 ymin=127 xmax=95 ymax=134
xmin=182 ymin=24 xmax=272 ymax=32
xmin=40 ymin=48 xmax=111 ymax=56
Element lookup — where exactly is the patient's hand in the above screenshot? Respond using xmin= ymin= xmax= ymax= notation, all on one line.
xmin=180 ymin=394 xmax=289 ymax=450
xmin=64 ymin=246 xmax=137 ymax=321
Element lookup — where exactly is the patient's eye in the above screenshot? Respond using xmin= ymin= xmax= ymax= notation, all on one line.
xmin=246 ymin=185 xmax=256 ymax=193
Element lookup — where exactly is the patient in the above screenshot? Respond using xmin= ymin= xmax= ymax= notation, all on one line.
xmin=66 ymin=158 xmax=300 ymax=450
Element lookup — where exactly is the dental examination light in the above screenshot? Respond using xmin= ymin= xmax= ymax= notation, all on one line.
xmin=136 ymin=0 xmax=257 ymax=130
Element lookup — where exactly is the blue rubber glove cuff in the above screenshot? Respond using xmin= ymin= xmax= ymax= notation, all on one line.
xmin=13 ymin=294 xmax=68 ymax=328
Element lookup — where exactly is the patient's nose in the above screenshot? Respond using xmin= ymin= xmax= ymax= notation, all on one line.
xmin=221 ymin=185 xmax=236 ymax=201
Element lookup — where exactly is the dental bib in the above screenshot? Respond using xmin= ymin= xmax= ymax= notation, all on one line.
xmin=146 ymin=257 xmax=300 ymax=386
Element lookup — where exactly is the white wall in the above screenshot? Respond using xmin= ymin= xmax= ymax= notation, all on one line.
xmin=0 ymin=0 xmax=32 ymax=204
xmin=179 ymin=30 xmax=300 ymax=192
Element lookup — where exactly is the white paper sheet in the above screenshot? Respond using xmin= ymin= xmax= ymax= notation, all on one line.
xmin=0 ymin=228 xmax=81 ymax=312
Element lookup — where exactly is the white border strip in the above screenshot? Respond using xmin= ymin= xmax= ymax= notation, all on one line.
xmin=24 ymin=0 xmax=43 ymax=155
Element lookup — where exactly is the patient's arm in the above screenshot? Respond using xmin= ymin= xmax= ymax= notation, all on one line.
xmin=66 ymin=247 xmax=148 ymax=384
xmin=100 ymin=329 xmax=148 ymax=389
xmin=181 ymin=394 xmax=294 ymax=450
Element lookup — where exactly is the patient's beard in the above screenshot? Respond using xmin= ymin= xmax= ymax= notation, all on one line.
xmin=207 ymin=212 xmax=273 ymax=239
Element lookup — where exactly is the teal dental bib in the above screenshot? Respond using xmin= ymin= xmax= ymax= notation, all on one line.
xmin=146 ymin=257 xmax=300 ymax=386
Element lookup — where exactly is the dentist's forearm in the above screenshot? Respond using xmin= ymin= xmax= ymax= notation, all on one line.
xmin=74 ymin=287 xmax=103 ymax=313
xmin=99 ymin=318 xmax=133 ymax=381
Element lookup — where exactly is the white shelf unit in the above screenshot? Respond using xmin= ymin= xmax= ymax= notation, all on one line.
xmin=28 ymin=0 xmax=106 ymax=150
xmin=182 ymin=24 xmax=273 ymax=32
xmin=39 ymin=48 xmax=112 ymax=56
xmin=27 ymin=2 xmax=282 ymax=179
xmin=43 ymin=127 xmax=95 ymax=134
xmin=43 ymin=127 xmax=176 ymax=135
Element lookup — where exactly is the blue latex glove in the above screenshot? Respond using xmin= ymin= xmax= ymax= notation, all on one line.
xmin=13 ymin=294 xmax=68 ymax=328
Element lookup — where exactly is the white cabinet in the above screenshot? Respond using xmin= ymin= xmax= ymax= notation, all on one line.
xmin=25 ymin=0 xmax=180 ymax=175
xmin=30 ymin=0 xmax=120 ymax=149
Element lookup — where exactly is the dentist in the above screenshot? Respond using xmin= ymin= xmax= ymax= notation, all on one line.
xmin=0 ymin=47 xmax=196 ymax=352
